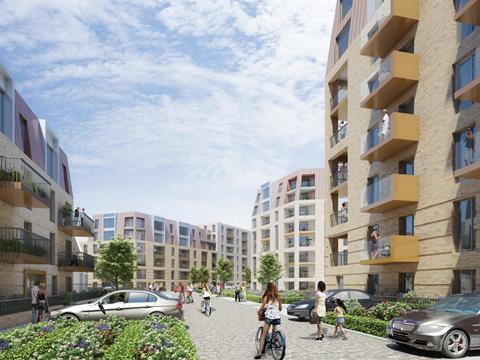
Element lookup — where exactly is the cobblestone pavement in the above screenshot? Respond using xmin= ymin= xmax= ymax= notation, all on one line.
xmin=184 ymin=295 xmax=480 ymax=360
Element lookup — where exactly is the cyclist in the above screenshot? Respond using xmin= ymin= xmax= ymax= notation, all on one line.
xmin=255 ymin=282 xmax=282 ymax=359
xmin=201 ymin=285 xmax=211 ymax=312
xmin=186 ymin=283 xmax=194 ymax=303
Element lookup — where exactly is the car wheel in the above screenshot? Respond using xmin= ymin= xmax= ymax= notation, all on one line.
xmin=149 ymin=312 xmax=165 ymax=318
xmin=60 ymin=313 xmax=79 ymax=321
xmin=442 ymin=330 xmax=469 ymax=358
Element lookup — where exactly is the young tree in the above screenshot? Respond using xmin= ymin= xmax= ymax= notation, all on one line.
xmin=216 ymin=258 xmax=233 ymax=286
xmin=198 ymin=266 xmax=210 ymax=285
xmin=257 ymin=252 xmax=283 ymax=286
xmin=244 ymin=267 xmax=252 ymax=288
xmin=95 ymin=236 xmax=136 ymax=289
xmin=189 ymin=267 xmax=200 ymax=285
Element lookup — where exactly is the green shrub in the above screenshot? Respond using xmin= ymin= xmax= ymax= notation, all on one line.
xmin=324 ymin=313 xmax=388 ymax=338
xmin=367 ymin=302 xmax=410 ymax=321
xmin=344 ymin=299 xmax=367 ymax=317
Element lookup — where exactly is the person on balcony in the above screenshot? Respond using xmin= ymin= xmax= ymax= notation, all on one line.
xmin=341 ymin=202 xmax=348 ymax=223
xmin=70 ymin=253 xmax=79 ymax=266
xmin=370 ymin=227 xmax=380 ymax=259
xmin=465 ymin=127 xmax=475 ymax=166
xmin=380 ymin=109 xmax=390 ymax=140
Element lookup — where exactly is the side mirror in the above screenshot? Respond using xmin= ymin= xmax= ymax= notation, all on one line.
xmin=98 ymin=302 xmax=106 ymax=314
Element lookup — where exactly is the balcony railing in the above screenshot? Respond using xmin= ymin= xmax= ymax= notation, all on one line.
xmin=299 ymin=192 xmax=315 ymax=200
xmin=360 ymin=113 xmax=420 ymax=162
xmin=0 ymin=227 xmax=51 ymax=264
xmin=361 ymin=51 xmax=419 ymax=109
xmin=455 ymin=0 xmax=480 ymax=25
xmin=285 ymin=237 xmax=294 ymax=248
xmin=58 ymin=251 xmax=95 ymax=272
xmin=361 ymin=174 xmax=419 ymax=213
xmin=330 ymin=123 xmax=348 ymax=147
xmin=301 ymin=180 xmax=315 ymax=188
xmin=330 ymin=210 xmax=348 ymax=226
xmin=299 ymin=237 xmax=314 ymax=247
xmin=0 ymin=156 xmax=51 ymax=208
xmin=360 ymin=235 xmax=419 ymax=265
xmin=454 ymin=131 xmax=480 ymax=178
xmin=58 ymin=211 xmax=95 ymax=237
xmin=330 ymin=252 xmax=348 ymax=267
xmin=331 ymin=167 xmax=348 ymax=189
xmin=330 ymin=86 xmax=348 ymax=111
xmin=360 ymin=0 xmax=420 ymax=57
xmin=285 ymin=210 xmax=295 ymax=218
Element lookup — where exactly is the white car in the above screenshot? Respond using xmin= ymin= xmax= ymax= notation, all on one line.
xmin=50 ymin=290 xmax=182 ymax=321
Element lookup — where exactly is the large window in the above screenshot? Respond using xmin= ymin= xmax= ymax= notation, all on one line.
xmin=455 ymin=198 xmax=476 ymax=251
xmin=340 ymin=0 xmax=352 ymax=19
xmin=399 ymin=214 xmax=415 ymax=236
xmin=136 ymin=217 xmax=145 ymax=228
xmin=367 ymin=274 xmax=379 ymax=295
xmin=453 ymin=270 xmax=476 ymax=294
xmin=455 ymin=0 xmax=472 ymax=11
xmin=46 ymin=145 xmax=58 ymax=181
xmin=136 ymin=269 xmax=146 ymax=279
xmin=124 ymin=217 xmax=134 ymax=227
xmin=103 ymin=230 xmax=114 ymax=240
xmin=336 ymin=22 xmax=350 ymax=58
xmin=454 ymin=126 xmax=477 ymax=170
xmin=456 ymin=53 xmax=476 ymax=111
xmin=123 ymin=229 xmax=134 ymax=239
xmin=179 ymin=225 xmax=189 ymax=237
xmin=136 ymin=230 xmax=145 ymax=241
xmin=399 ymin=158 xmax=414 ymax=175
xmin=367 ymin=176 xmax=380 ymax=204
xmin=104 ymin=217 xmax=115 ymax=228
xmin=154 ymin=220 xmax=164 ymax=232
xmin=262 ymin=201 xmax=270 ymax=212
xmin=460 ymin=23 xmax=476 ymax=41
xmin=95 ymin=219 xmax=99 ymax=229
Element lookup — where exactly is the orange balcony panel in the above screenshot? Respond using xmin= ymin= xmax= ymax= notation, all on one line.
xmin=360 ymin=235 xmax=419 ymax=265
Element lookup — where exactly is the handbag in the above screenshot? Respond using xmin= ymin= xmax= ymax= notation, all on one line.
xmin=309 ymin=310 xmax=319 ymax=324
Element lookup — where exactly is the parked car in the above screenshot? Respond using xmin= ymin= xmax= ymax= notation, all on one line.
xmin=387 ymin=293 xmax=480 ymax=358
xmin=287 ymin=289 xmax=380 ymax=320
xmin=50 ymin=290 xmax=182 ymax=321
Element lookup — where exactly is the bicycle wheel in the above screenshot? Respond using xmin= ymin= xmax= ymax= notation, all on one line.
xmin=271 ymin=331 xmax=286 ymax=360
xmin=255 ymin=326 xmax=263 ymax=353
xmin=206 ymin=304 xmax=212 ymax=317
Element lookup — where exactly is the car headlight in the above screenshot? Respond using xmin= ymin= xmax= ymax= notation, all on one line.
xmin=50 ymin=310 xmax=60 ymax=318
xmin=389 ymin=320 xmax=394 ymax=327
xmin=416 ymin=324 xmax=449 ymax=333
xmin=295 ymin=304 xmax=309 ymax=309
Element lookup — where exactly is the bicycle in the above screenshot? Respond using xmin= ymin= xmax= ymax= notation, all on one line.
xmin=255 ymin=325 xmax=286 ymax=360
xmin=201 ymin=299 xmax=212 ymax=317
xmin=185 ymin=292 xmax=194 ymax=304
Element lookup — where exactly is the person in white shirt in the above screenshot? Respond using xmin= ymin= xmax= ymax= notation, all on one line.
xmin=31 ymin=281 xmax=40 ymax=323
xmin=381 ymin=109 xmax=390 ymax=140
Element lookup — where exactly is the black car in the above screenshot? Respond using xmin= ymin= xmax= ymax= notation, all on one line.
xmin=287 ymin=289 xmax=380 ymax=320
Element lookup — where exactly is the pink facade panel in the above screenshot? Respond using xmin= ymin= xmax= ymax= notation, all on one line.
xmin=14 ymin=91 xmax=45 ymax=171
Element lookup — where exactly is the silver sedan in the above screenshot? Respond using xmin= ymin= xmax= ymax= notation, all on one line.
xmin=50 ymin=290 xmax=182 ymax=321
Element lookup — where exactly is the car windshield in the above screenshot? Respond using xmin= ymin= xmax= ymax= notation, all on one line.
xmin=429 ymin=295 xmax=480 ymax=314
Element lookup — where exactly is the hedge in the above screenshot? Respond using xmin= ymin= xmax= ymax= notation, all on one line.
xmin=324 ymin=313 xmax=388 ymax=338
xmin=222 ymin=290 xmax=308 ymax=304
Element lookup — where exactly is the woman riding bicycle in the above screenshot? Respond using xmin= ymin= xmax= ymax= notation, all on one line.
xmin=201 ymin=285 xmax=211 ymax=312
xmin=255 ymin=282 xmax=282 ymax=359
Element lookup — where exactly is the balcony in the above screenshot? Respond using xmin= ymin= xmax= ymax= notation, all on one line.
xmin=330 ymin=86 xmax=348 ymax=117
xmin=301 ymin=179 xmax=315 ymax=188
xmin=360 ymin=235 xmax=419 ymax=265
xmin=330 ymin=167 xmax=348 ymax=193
xmin=58 ymin=211 xmax=95 ymax=237
xmin=455 ymin=0 xmax=480 ymax=25
xmin=299 ymin=191 xmax=315 ymax=201
xmin=285 ymin=209 xmax=295 ymax=219
xmin=330 ymin=123 xmax=348 ymax=148
xmin=285 ymin=237 xmax=294 ymax=248
xmin=361 ymin=174 xmax=419 ymax=213
xmin=58 ymin=251 xmax=95 ymax=272
xmin=0 ymin=227 xmax=51 ymax=264
xmin=330 ymin=210 xmax=348 ymax=226
xmin=361 ymin=51 xmax=419 ymax=109
xmin=454 ymin=73 xmax=480 ymax=103
xmin=361 ymin=0 xmax=420 ymax=58
xmin=0 ymin=156 xmax=51 ymax=208
xmin=454 ymin=131 xmax=480 ymax=179
xmin=330 ymin=252 xmax=348 ymax=267
xmin=361 ymin=113 xmax=419 ymax=161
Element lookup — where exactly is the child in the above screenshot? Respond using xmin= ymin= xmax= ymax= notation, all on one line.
xmin=333 ymin=298 xmax=347 ymax=340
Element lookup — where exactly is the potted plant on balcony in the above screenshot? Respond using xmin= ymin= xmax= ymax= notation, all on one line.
xmin=62 ymin=201 xmax=73 ymax=218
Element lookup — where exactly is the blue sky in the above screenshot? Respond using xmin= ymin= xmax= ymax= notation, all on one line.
xmin=0 ymin=0 xmax=334 ymax=228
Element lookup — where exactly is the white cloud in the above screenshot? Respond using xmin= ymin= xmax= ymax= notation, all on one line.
xmin=0 ymin=0 xmax=334 ymax=228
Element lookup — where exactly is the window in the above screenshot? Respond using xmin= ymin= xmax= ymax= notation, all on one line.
xmin=399 ymin=273 xmax=414 ymax=293
xmin=275 ymin=197 xmax=280 ymax=207
xmin=262 ymin=201 xmax=270 ymax=212
xmin=453 ymin=270 xmax=476 ymax=294
xmin=93 ymin=244 xmax=98 ymax=254
xmin=456 ymin=53 xmax=475 ymax=111
xmin=455 ymin=0 xmax=472 ymax=11
xmin=102 ymin=292 xmax=127 ymax=304
xmin=399 ymin=98 xmax=415 ymax=114
xmin=103 ymin=230 xmax=114 ymax=240
xmin=136 ymin=242 xmax=145 ymax=254
xmin=367 ymin=176 xmax=380 ymax=204
xmin=136 ymin=230 xmax=145 ymax=241
xmin=127 ymin=292 xmax=150 ymax=303
xmin=455 ymin=198 xmax=476 ymax=251
xmin=275 ymin=211 xmax=279 ymax=222
xmin=399 ymin=215 xmax=415 ymax=235
xmin=94 ymin=232 xmax=98 ymax=241
xmin=123 ymin=229 xmax=134 ymax=238
xmin=154 ymin=220 xmax=164 ymax=232
xmin=136 ymin=217 xmax=145 ymax=228
xmin=336 ymin=276 xmax=344 ymax=289
xmin=19 ymin=115 xmax=31 ymax=158
xmin=336 ymin=22 xmax=350 ymax=58
xmin=49 ymin=190 xmax=55 ymax=223
xmin=62 ymin=165 xmax=70 ymax=194
xmin=95 ymin=219 xmax=99 ymax=229
xmin=46 ymin=145 xmax=58 ymax=181
xmin=154 ymin=233 xmax=164 ymax=243
xmin=340 ymin=0 xmax=352 ymax=19
xmin=124 ymin=217 xmax=134 ymax=227
xmin=460 ymin=23 xmax=475 ymax=41
xmin=83 ymin=244 xmax=88 ymax=253
xmin=179 ymin=226 xmax=189 ymax=237
xmin=399 ymin=158 xmax=414 ymax=175
xmin=136 ymin=269 xmax=146 ymax=279
xmin=367 ymin=274 xmax=379 ymax=295
xmin=104 ymin=217 xmax=115 ymax=228
xmin=136 ymin=255 xmax=146 ymax=266
xmin=454 ymin=126 xmax=477 ymax=170
xmin=169 ymin=224 xmax=173 ymax=233
xmin=278 ymin=183 xmax=283 ymax=192
xmin=262 ymin=186 xmax=269 ymax=200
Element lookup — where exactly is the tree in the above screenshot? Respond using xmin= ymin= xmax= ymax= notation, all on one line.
xmin=216 ymin=258 xmax=233 ymax=286
xmin=189 ymin=267 xmax=200 ymax=284
xmin=257 ymin=252 xmax=283 ymax=286
xmin=244 ymin=267 xmax=252 ymax=287
xmin=198 ymin=266 xmax=210 ymax=285
xmin=95 ymin=236 xmax=136 ymax=289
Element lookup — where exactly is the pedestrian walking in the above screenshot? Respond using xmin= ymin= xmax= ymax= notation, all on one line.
xmin=235 ymin=283 xmax=241 ymax=302
xmin=312 ymin=281 xmax=326 ymax=340
xmin=148 ymin=282 xmax=153 ymax=291
xmin=37 ymin=284 xmax=49 ymax=322
xmin=31 ymin=281 xmax=39 ymax=323
xmin=332 ymin=299 xmax=348 ymax=340
xmin=241 ymin=284 xmax=246 ymax=302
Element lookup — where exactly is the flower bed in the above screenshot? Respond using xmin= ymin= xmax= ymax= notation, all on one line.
xmin=222 ymin=289 xmax=310 ymax=304
xmin=0 ymin=316 xmax=198 ymax=360
xmin=324 ymin=313 xmax=388 ymax=338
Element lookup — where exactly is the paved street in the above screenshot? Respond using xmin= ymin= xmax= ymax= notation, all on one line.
xmin=184 ymin=295 xmax=480 ymax=360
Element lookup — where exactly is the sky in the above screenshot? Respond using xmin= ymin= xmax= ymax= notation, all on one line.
xmin=0 ymin=0 xmax=335 ymax=229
